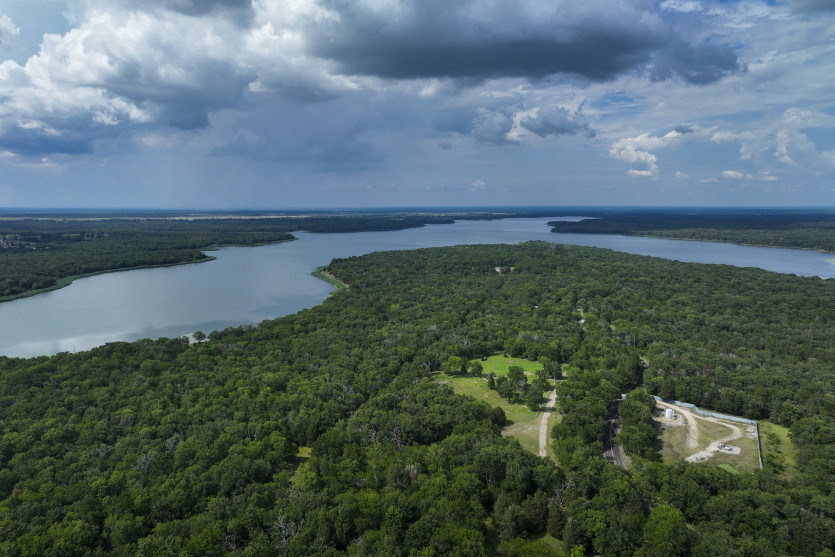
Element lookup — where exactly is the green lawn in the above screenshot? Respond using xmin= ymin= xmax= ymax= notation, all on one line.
xmin=760 ymin=421 xmax=798 ymax=480
xmin=710 ymin=435 xmax=760 ymax=472
xmin=478 ymin=354 xmax=544 ymax=376
xmin=436 ymin=355 xmax=558 ymax=460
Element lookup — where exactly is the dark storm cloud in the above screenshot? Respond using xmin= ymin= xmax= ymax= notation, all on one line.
xmin=311 ymin=0 xmax=667 ymax=81
xmin=116 ymin=0 xmax=255 ymax=21
xmin=103 ymin=57 xmax=256 ymax=130
xmin=309 ymin=0 xmax=740 ymax=85
xmin=651 ymin=39 xmax=740 ymax=85
xmin=164 ymin=0 xmax=252 ymax=16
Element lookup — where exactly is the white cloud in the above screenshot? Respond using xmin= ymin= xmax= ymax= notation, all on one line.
xmin=609 ymin=128 xmax=695 ymax=179
xmin=721 ymin=169 xmax=746 ymax=179
xmin=721 ymin=169 xmax=779 ymax=181
xmin=0 ymin=15 xmax=20 ymax=44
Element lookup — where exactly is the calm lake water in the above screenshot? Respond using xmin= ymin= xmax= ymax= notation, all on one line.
xmin=1 ymin=217 xmax=833 ymax=358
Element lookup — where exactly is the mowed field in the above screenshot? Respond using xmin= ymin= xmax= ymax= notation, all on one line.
xmin=654 ymin=400 xmax=761 ymax=473
xmin=435 ymin=355 xmax=557 ymax=460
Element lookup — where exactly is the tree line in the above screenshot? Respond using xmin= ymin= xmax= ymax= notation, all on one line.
xmin=547 ymin=209 xmax=835 ymax=253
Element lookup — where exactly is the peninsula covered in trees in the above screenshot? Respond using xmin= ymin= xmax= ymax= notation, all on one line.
xmin=1 ymin=241 xmax=833 ymax=555
xmin=547 ymin=208 xmax=835 ymax=253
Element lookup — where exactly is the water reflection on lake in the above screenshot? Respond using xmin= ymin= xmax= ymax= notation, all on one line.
xmin=1 ymin=217 xmax=832 ymax=357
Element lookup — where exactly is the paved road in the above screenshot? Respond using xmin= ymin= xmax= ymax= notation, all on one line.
xmin=539 ymin=389 xmax=557 ymax=457
xmin=604 ymin=416 xmax=627 ymax=468
xmin=603 ymin=396 xmax=628 ymax=469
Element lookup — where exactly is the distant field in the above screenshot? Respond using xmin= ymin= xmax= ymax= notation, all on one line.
xmin=655 ymin=401 xmax=760 ymax=472
xmin=436 ymin=355 xmax=557 ymax=459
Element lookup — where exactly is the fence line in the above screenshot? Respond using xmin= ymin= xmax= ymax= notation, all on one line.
xmin=652 ymin=396 xmax=763 ymax=469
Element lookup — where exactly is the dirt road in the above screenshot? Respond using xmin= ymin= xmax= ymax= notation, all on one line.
xmin=539 ymin=389 xmax=557 ymax=457
xmin=655 ymin=400 xmax=743 ymax=462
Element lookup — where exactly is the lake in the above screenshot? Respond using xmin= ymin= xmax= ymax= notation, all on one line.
xmin=1 ymin=217 xmax=833 ymax=358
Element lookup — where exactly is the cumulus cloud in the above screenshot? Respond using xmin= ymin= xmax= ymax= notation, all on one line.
xmin=0 ymin=15 xmax=20 ymax=45
xmin=471 ymin=109 xmax=517 ymax=145
xmin=711 ymin=124 xmax=835 ymax=171
xmin=609 ymin=127 xmax=695 ymax=178
xmin=0 ymin=6 xmax=256 ymax=156
xmin=519 ymin=104 xmax=594 ymax=138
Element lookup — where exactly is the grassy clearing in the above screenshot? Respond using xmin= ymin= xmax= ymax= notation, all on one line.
xmin=696 ymin=417 xmax=732 ymax=448
xmin=436 ymin=372 xmax=537 ymax=427
xmin=760 ymin=421 xmax=798 ymax=480
xmin=658 ymin=422 xmax=689 ymax=461
xmin=436 ymin=355 xmax=556 ymax=460
xmin=478 ymin=354 xmax=544 ymax=376
xmin=710 ymin=435 xmax=759 ymax=472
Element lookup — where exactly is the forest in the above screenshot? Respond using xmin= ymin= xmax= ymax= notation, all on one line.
xmin=547 ymin=209 xmax=835 ymax=253
xmin=0 ymin=241 xmax=833 ymax=555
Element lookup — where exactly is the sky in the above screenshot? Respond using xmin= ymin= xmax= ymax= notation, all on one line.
xmin=0 ymin=0 xmax=833 ymax=209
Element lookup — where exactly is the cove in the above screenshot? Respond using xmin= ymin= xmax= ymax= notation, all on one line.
xmin=1 ymin=217 xmax=833 ymax=358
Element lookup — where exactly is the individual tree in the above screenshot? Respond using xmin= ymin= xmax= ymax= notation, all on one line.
xmin=640 ymin=505 xmax=689 ymax=557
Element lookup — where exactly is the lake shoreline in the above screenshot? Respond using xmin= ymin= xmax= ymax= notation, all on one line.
xmin=0 ymin=236 xmax=298 ymax=305
xmin=601 ymin=231 xmax=835 ymax=255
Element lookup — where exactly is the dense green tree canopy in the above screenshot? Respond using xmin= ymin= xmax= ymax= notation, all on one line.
xmin=0 ymin=241 xmax=833 ymax=555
